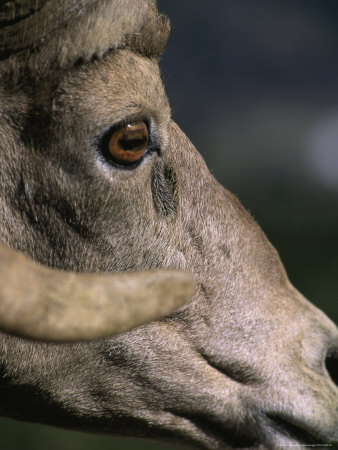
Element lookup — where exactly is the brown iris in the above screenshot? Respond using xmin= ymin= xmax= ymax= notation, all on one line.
xmin=108 ymin=122 xmax=149 ymax=165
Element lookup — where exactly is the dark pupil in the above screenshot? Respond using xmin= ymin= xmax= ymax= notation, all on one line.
xmin=119 ymin=136 xmax=147 ymax=151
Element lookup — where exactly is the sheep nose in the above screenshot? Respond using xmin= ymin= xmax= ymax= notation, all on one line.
xmin=326 ymin=342 xmax=338 ymax=386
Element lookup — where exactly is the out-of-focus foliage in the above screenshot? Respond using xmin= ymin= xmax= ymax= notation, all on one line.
xmin=158 ymin=0 xmax=338 ymax=324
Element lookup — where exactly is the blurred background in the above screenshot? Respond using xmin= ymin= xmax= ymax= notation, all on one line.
xmin=1 ymin=1 xmax=337 ymax=449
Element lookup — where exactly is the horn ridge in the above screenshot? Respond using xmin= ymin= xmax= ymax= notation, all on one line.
xmin=0 ymin=1 xmax=46 ymax=28
xmin=0 ymin=0 xmax=92 ymax=61
xmin=0 ymin=0 xmax=167 ymax=83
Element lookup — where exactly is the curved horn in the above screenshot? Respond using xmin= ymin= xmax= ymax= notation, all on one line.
xmin=0 ymin=0 xmax=93 ymax=60
xmin=0 ymin=244 xmax=194 ymax=341
xmin=0 ymin=0 xmax=168 ymax=71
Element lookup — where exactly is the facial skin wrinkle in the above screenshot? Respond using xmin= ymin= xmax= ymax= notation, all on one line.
xmin=151 ymin=162 xmax=178 ymax=217
xmin=185 ymin=223 xmax=204 ymax=257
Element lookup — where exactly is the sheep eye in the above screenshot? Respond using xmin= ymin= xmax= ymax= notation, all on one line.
xmin=108 ymin=121 xmax=149 ymax=165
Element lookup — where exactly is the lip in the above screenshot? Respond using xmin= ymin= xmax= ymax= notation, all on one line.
xmin=167 ymin=410 xmax=259 ymax=448
xmin=170 ymin=413 xmax=329 ymax=449
xmin=266 ymin=414 xmax=330 ymax=447
xmin=325 ymin=343 xmax=338 ymax=386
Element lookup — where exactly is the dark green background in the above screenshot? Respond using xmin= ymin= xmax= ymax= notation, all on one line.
xmin=1 ymin=1 xmax=337 ymax=449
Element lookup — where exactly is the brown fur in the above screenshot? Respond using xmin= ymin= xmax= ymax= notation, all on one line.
xmin=0 ymin=1 xmax=337 ymax=449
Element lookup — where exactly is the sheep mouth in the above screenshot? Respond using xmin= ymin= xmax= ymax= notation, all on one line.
xmin=194 ymin=418 xmax=258 ymax=448
xmin=267 ymin=414 xmax=330 ymax=447
xmin=168 ymin=411 xmax=259 ymax=448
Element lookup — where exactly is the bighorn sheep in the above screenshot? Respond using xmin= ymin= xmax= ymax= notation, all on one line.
xmin=0 ymin=1 xmax=337 ymax=449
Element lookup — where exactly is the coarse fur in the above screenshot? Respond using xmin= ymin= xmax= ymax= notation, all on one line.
xmin=0 ymin=1 xmax=337 ymax=449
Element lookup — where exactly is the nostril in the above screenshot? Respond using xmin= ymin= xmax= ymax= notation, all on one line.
xmin=325 ymin=346 xmax=338 ymax=386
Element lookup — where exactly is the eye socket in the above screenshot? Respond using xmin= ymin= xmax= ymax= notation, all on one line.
xmin=108 ymin=121 xmax=149 ymax=165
